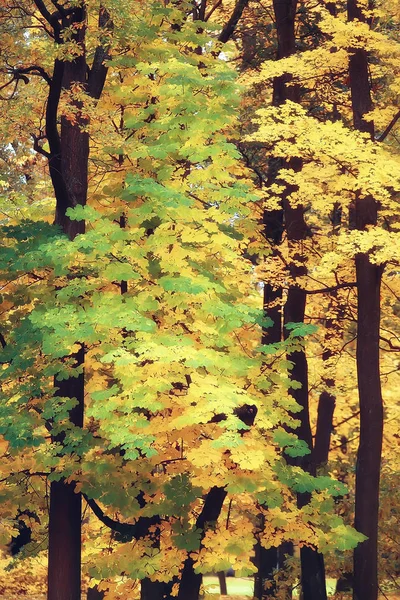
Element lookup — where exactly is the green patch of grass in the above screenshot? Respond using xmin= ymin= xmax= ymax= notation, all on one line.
xmin=203 ymin=576 xmax=253 ymax=597
xmin=202 ymin=576 xmax=339 ymax=598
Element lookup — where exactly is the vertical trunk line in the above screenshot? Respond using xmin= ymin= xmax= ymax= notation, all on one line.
xmin=46 ymin=6 xmax=94 ymax=600
xmin=347 ymin=3 xmax=384 ymax=600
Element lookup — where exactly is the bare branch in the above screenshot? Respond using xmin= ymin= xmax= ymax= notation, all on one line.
xmin=218 ymin=0 xmax=249 ymax=43
xmin=83 ymin=494 xmax=155 ymax=538
xmin=305 ymin=282 xmax=357 ymax=295
xmin=377 ymin=110 xmax=400 ymax=143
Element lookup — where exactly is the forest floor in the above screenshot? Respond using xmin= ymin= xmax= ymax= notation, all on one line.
xmin=202 ymin=576 xmax=400 ymax=598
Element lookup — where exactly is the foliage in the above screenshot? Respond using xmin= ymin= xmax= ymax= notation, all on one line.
xmin=1 ymin=0 xmax=399 ymax=597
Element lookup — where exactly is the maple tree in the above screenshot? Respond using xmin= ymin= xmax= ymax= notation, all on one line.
xmin=0 ymin=1 xmax=399 ymax=600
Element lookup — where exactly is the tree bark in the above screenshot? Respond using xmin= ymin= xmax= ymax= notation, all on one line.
xmin=87 ymin=585 xmax=105 ymax=600
xmin=313 ymin=392 xmax=335 ymax=467
xmin=33 ymin=3 xmax=109 ymax=598
xmin=46 ymin=7 xmax=88 ymax=595
xmin=255 ymin=2 xmax=327 ymax=598
xmin=177 ymin=486 xmax=227 ymax=600
xmin=218 ymin=571 xmax=228 ymax=595
xmin=347 ymin=4 xmax=384 ymax=600
xmin=271 ymin=3 xmax=328 ymax=598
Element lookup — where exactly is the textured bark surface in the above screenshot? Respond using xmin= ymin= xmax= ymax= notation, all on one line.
xmin=347 ymin=4 xmax=384 ymax=600
xmin=37 ymin=3 xmax=109 ymax=597
xmin=87 ymin=586 xmax=105 ymax=600
xmin=177 ymin=486 xmax=227 ymax=600
xmin=314 ymin=392 xmax=335 ymax=467
xmin=48 ymin=481 xmax=82 ymax=600
xmin=48 ymin=345 xmax=84 ymax=600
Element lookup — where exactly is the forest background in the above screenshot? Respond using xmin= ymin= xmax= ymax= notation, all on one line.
xmin=0 ymin=0 xmax=399 ymax=599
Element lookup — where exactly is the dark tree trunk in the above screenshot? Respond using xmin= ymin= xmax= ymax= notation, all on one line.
xmin=56 ymin=6 xmax=89 ymax=238
xmin=254 ymin=545 xmax=278 ymax=598
xmin=87 ymin=585 xmax=105 ymax=600
xmin=253 ymin=4 xmax=299 ymax=597
xmin=48 ymin=344 xmax=85 ymax=600
xmin=300 ymin=548 xmax=328 ymax=600
xmin=283 ymin=205 xmax=327 ymax=600
xmin=177 ymin=486 xmax=227 ymax=600
xmin=347 ymin=4 xmax=384 ymax=600
xmin=35 ymin=3 xmax=108 ymax=599
xmin=353 ymin=249 xmax=383 ymax=600
xmin=255 ymin=2 xmax=326 ymax=598
xmin=218 ymin=571 xmax=228 ymax=595
xmin=140 ymin=579 xmax=173 ymax=600
xmin=48 ymin=480 xmax=82 ymax=600
xmin=313 ymin=392 xmax=335 ymax=467
xmin=272 ymin=3 xmax=327 ymax=597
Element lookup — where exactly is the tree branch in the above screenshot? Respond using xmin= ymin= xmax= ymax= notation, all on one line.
xmin=83 ymin=495 xmax=155 ymax=538
xmin=32 ymin=134 xmax=50 ymax=158
xmin=13 ymin=66 xmax=52 ymax=85
xmin=88 ymin=6 xmax=113 ymax=100
xmin=32 ymin=0 xmax=61 ymax=38
xmin=305 ymin=282 xmax=356 ymax=295
xmin=218 ymin=0 xmax=249 ymax=43
xmin=0 ymin=332 xmax=6 ymax=349
xmin=377 ymin=110 xmax=400 ymax=143
xmin=205 ymin=0 xmax=223 ymax=21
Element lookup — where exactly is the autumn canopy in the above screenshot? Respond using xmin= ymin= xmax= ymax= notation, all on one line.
xmin=0 ymin=0 xmax=399 ymax=599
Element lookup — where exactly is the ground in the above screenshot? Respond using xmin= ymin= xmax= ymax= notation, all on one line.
xmin=202 ymin=576 xmax=400 ymax=599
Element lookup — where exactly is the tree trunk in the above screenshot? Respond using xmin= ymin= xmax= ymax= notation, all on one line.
xmin=347 ymin=3 xmax=384 ymax=600
xmin=218 ymin=571 xmax=228 ymax=596
xmin=141 ymin=579 xmax=173 ymax=600
xmin=313 ymin=392 xmax=335 ymax=468
xmin=255 ymin=3 xmax=327 ymax=598
xmin=87 ymin=585 xmax=105 ymax=600
xmin=353 ymin=248 xmax=383 ymax=600
xmin=254 ymin=546 xmax=278 ymax=598
xmin=273 ymin=3 xmax=327 ymax=596
xmin=177 ymin=487 xmax=227 ymax=600
xmin=43 ymin=7 xmax=89 ymax=600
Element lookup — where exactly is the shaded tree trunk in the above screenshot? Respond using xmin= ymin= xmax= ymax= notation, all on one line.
xmin=254 ymin=545 xmax=278 ymax=598
xmin=314 ymin=392 xmax=335 ymax=468
xmin=254 ymin=2 xmax=326 ymax=598
xmin=347 ymin=3 xmax=384 ymax=600
xmin=218 ymin=571 xmax=228 ymax=595
xmin=31 ymin=3 xmax=109 ymax=599
xmin=87 ymin=586 xmax=105 ymax=600
xmin=283 ymin=204 xmax=328 ymax=600
xmin=141 ymin=579 xmax=174 ymax=600
xmin=253 ymin=3 xmax=299 ymax=598
xmin=177 ymin=486 xmax=227 ymax=600
xmin=272 ymin=2 xmax=327 ymax=599
xmin=46 ymin=9 xmax=87 ymax=598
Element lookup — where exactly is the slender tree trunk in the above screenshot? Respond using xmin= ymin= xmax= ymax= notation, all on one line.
xmin=177 ymin=487 xmax=227 ymax=600
xmin=347 ymin=3 xmax=384 ymax=600
xmin=87 ymin=586 xmax=105 ymax=600
xmin=218 ymin=571 xmax=228 ymax=595
xmin=314 ymin=392 xmax=335 ymax=468
xmin=283 ymin=203 xmax=328 ymax=600
xmin=313 ymin=286 xmax=345 ymax=469
xmin=255 ymin=2 xmax=326 ymax=597
xmin=271 ymin=2 xmax=328 ymax=598
xmin=46 ymin=9 xmax=88 ymax=597
xmin=35 ymin=2 xmax=109 ymax=596
xmin=253 ymin=3 xmax=298 ymax=597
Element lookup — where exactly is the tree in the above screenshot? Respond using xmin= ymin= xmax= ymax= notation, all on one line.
xmin=246 ymin=1 xmax=400 ymax=598
xmin=0 ymin=1 xmax=388 ymax=599
xmin=347 ymin=2 xmax=384 ymax=599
